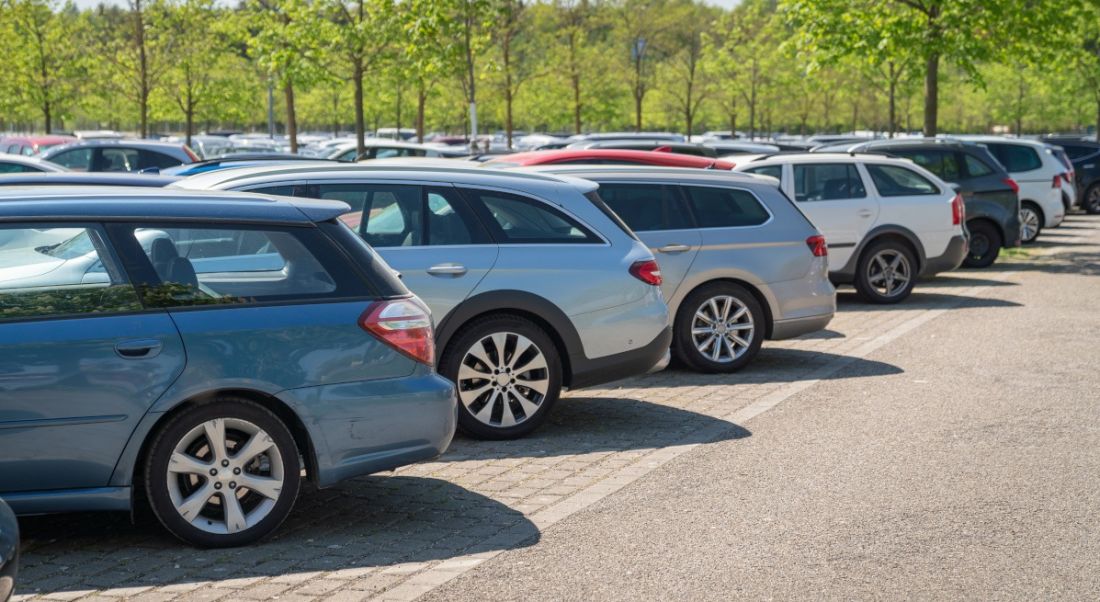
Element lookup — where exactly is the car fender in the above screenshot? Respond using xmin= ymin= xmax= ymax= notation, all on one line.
xmin=835 ymin=224 xmax=928 ymax=280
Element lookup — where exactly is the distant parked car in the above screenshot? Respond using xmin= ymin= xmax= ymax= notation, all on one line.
xmin=326 ymin=140 xmax=468 ymax=162
xmin=0 ymin=153 xmax=67 ymax=174
xmin=484 ymin=149 xmax=736 ymax=170
xmin=704 ymin=141 xmax=781 ymax=156
xmin=566 ymin=132 xmax=685 ymax=143
xmin=0 ymin=188 xmax=456 ymax=547
xmin=174 ymin=164 xmax=672 ymax=440
xmin=0 ymin=498 xmax=16 ymax=602
xmin=41 ymin=140 xmax=198 ymax=172
xmin=842 ymin=138 xmax=1021 ymax=268
xmin=956 ymin=136 xmax=1067 ymax=243
xmin=736 ymin=153 xmax=968 ymax=302
xmin=0 ymin=134 xmax=76 ymax=156
xmin=565 ymin=140 xmax=718 ymax=158
xmin=162 ymin=154 xmax=337 ymax=176
xmin=1042 ymin=136 xmax=1100 ymax=214
xmin=0 ymin=172 xmax=178 ymax=187
xmin=535 ymin=165 xmax=835 ymax=372
xmin=183 ymin=135 xmax=234 ymax=159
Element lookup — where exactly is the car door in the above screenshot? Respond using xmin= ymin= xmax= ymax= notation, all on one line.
xmin=0 ymin=223 xmax=186 ymax=492
xmin=595 ymin=181 xmax=701 ymax=301
xmin=788 ymin=162 xmax=878 ymax=270
xmin=313 ymin=181 xmax=498 ymax=321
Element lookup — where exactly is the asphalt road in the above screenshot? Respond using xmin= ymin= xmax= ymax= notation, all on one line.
xmin=423 ymin=217 xmax=1100 ymax=601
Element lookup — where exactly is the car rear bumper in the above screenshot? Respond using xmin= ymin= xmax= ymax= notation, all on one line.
xmin=569 ymin=326 xmax=673 ymax=389
xmin=281 ymin=369 xmax=457 ymax=488
xmin=921 ymin=234 xmax=968 ymax=276
xmin=771 ymin=312 xmax=834 ymax=340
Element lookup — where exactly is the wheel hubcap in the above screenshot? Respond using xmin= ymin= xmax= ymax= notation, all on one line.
xmin=167 ymin=418 xmax=284 ymax=535
xmin=457 ymin=332 xmax=549 ymax=428
xmin=691 ymin=295 xmax=754 ymax=363
xmin=867 ymin=250 xmax=911 ymax=297
xmin=1020 ymin=208 xmax=1040 ymax=242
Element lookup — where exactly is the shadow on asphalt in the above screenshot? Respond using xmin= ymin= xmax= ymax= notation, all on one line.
xmin=794 ymin=328 xmax=846 ymax=340
xmin=979 ymin=251 xmax=1100 ymax=276
xmin=920 ymin=275 xmax=1019 ymax=288
xmin=836 ymin=290 xmax=1023 ymax=310
xmin=17 ymin=476 xmax=540 ymax=593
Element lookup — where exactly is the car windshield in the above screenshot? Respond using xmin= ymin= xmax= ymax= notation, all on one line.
xmin=39 ymin=229 xmax=95 ymax=259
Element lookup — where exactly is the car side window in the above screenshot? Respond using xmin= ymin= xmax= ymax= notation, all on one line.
xmin=425 ymin=187 xmax=479 ymax=245
xmin=963 ymin=154 xmax=995 ymax=177
xmin=683 ymin=186 xmax=770 ymax=227
xmin=123 ymin=224 xmax=363 ymax=308
xmin=597 ymin=183 xmax=692 ymax=232
xmin=0 ymin=225 xmax=142 ymax=321
xmin=792 ymin=163 xmax=866 ymax=201
xmin=140 ymin=150 xmax=183 ymax=169
xmin=49 ymin=148 xmax=93 ymax=171
xmin=1061 ymin=145 xmax=1097 ymax=160
xmin=987 ymin=144 xmax=1042 ymax=172
xmin=314 ymin=183 xmax=421 ymax=247
xmin=744 ymin=165 xmax=782 ymax=180
xmin=0 ymin=163 xmax=36 ymax=174
xmin=866 ymin=164 xmax=940 ymax=196
xmin=461 ymin=188 xmax=600 ymax=243
xmin=100 ymin=148 xmax=140 ymax=172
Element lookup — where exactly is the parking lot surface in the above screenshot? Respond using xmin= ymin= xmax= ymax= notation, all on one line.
xmin=13 ymin=215 xmax=1100 ymax=601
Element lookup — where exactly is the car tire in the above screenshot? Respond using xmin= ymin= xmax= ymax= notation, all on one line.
xmin=853 ymin=240 xmax=917 ymax=304
xmin=144 ymin=398 xmax=301 ymax=548
xmin=1086 ymin=184 xmax=1100 ymax=215
xmin=440 ymin=314 xmax=562 ymax=440
xmin=673 ymin=282 xmax=765 ymax=373
xmin=963 ymin=221 xmax=1002 ymax=268
xmin=1019 ymin=202 xmax=1043 ymax=244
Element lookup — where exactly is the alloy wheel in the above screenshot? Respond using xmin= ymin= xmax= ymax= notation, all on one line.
xmin=1089 ymin=187 xmax=1100 ymax=213
xmin=1020 ymin=207 xmax=1040 ymax=242
xmin=691 ymin=295 xmax=755 ymax=363
xmin=166 ymin=418 xmax=285 ymax=535
xmin=457 ymin=332 xmax=550 ymax=428
xmin=866 ymin=249 xmax=912 ymax=298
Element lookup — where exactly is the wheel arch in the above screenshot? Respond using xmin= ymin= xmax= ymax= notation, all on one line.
xmin=847 ymin=225 xmax=927 ymax=277
xmin=1020 ymin=199 xmax=1045 ymax=224
xmin=677 ymin=277 xmax=775 ymax=339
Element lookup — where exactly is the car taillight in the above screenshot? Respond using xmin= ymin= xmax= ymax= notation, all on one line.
xmin=1052 ymin=173 xmax=1062 ymax=188
xmin=629 ymin=259 xmax=662 ymax=286
xmin=359 ymin=297 xmax=435 ymax=365
xmin=183 ymin=146 xmax=200 ymax=162
xmin=806 ymin=234 xmax=828 ymax=257
xmin=951 ymin=193 xmax=964 ymax=226
xmin=1003 ymin=177 xmax=1020 ymax=194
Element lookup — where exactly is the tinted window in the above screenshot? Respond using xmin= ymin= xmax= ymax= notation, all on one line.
xmin=793 ymin=163 xmax=866 ymax=201
xmin=426 ymin=187 xmax=475 ymax=245
xmin=0 ymin=162 xmax=37 ymax=174
xmin=987 ymin=144 xmax=1041 ymax=172
xmin=889 ymin=150 xmax=959 ymax=181
xmin=684 ymin=186 xmax=770 ymax=227
xmin=140 ymin=150 xmax=183 ymax=169
xmin=463 ymin=188 xmax=599 ymax=243
xmin=866 ymin=164 xmax=940 ymax=196
xmin=49 ymin=148 xmax=93 ymax=170
xmin=0 ymin=225 xmax=141 ymax=321
xmin=1061 ymin=144 xmax=1099 ymax=160
xmin=744 ymin=165 xmax=782 ymax=180
xmin=127 ymin=224 xmax=358 ymax=307
xmin=598 ymin=183 xmax=691 ymax=232
xmin=963 ymin=154 xmax=995 ymax=177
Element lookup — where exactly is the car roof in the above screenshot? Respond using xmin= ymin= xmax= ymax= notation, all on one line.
xmin=171 ymin=162 xmax=601 ymax=193
xmin=42 ymin=139 xmax=187 ymax=152
xmin=0 ymin=172 xmax=179 ymax=186
xmin=486 ymin=149 xmax=728 ymax=168
xmin=0 ymin=186 xmax=348 ymax=223
xmin=739 ymin=152 xmax=920 ymax=166
xmin=523 ymin=164 xmax=773 ymax=186
xmin=950 ymin=135 xmax=1050 ymax=148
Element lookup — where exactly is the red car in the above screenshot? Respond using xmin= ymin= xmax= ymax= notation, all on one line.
xmin=0 ymin=135 xmax=77 ymax=156
xmin=484 ymin=148 xmax=737 ymax=170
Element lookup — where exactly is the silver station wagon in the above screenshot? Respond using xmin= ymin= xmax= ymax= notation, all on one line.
xmin=531 ymin=166 xmax=836 ymax=372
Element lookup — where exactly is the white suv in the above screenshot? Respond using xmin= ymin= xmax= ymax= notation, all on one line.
xmin=734 ymin=153 xmax=967 ymax=304
xmin=957 ymin=137 xmax=1066 ymax=243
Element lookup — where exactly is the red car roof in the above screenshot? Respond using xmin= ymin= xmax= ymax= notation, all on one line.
xmin=489 ymin=149 xmax=736 ymax=170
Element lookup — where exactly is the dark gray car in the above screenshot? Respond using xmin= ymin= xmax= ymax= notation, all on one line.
xmin=41 ymin=140 xmax=198 ymax=173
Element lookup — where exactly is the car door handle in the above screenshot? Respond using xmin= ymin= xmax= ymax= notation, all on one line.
xmin=426 ymin=263 xmax=468 ymax=276
xmin=858 ymin=210 xmax=874 ymax=218
xmin=657 ymin=244 xmax=691 ymax=254
xmin=115 ymin=339 xmax=163 ymax=359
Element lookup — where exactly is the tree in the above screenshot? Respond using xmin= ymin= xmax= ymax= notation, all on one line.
xmin=489 ymin=0 xmax=545 ymax=148
xmin=5 ymin=0 xmax=85 ymax=133
xmin=452 ymin=0 xmax=493 ymax=145
xmin=663 ymin=2 xmax=712 ymax=139
xmin=615 ymin=0 xmax=670 ymax=131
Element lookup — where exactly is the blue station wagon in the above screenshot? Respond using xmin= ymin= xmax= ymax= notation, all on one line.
xmin=0 ymin=187 xmax=456 ymax=547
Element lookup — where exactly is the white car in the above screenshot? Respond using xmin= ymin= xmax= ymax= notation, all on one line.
xmin=957 ymin=136 xmax=1066 ymax=243
xmin=734 ymin=153 xmax=967 ymax=304
xmin=325 ymin=139 xmax=468 ymax=162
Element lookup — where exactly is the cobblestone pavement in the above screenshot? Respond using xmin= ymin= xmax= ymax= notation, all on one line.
xmin=12 ymin=217 xmax=1094 ymax=602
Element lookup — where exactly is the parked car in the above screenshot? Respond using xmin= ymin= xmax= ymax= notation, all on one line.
xmin=1042 ymin=136 xmax=1100 ymax=214
xmin=0 ymin=153 xmax=67 ymax=174
xmin=735 ymin=153 xmax=968 ymax=303
xmin=703 ymin=141 xmax=781 ymax=156
xmin=0 ymin=134 xmax=76 ymax=156
xmin=0 ymin=188 xmax=456 ymax=547
xmin=0 ymin=172 xmax=179 ymax=187
xmin=41 ymin=140 xmax=198 ymax=172
xmin=483 ymin=149 xmax=736 ymax=170
xmin=326 ymin=140 xmax=468 ymax=162
xmin=564 ymin=140 xmax=719 ymax=158
xmin=565 ymin=132 xmax=685 ymax=143
xmin=0 ymin=498 xmax=16 ymax=602
xmin=954 ymin=136 xmax=1067 ymax=243
xmin=841 ymin=138 xmax=1020 ymax=268
xmin=1047 ymin=145 xmax=1079 ymax=212
xmin=533 ymin=165 xmax=835 ymax=372
xmin=161 ymin=154 xmax=338 ymax=176
xmin=182 ymin=135 xmax=234 ymax=159
xmin=174 ymin=164 xmax=672 ymax=439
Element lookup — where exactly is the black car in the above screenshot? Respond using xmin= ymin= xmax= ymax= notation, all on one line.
xmin=41 ymin=139 xmax=198 ymax=173
xmin=0 ymin=498 xmax=17 ymax=602
xmin=1042 ymin=136 xmax=1100 ymax=214
xmin=845 ymin=139 xmax=1022 ymax=268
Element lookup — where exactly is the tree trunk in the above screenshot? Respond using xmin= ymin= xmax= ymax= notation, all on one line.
xmin=134 ymin=0 xmax=149 ymax=138
xmin=185 ymin=95 xmax=193 ymax=149
xmin=1095 ymin=96 xmax=1100 ymax=143
xmin=505 ymin=87 xmax=514 ymax=150
xmin=634 ymin=89 xmax=643 ymax=132
xmin=888 ymin=71 xmax=897 ymax=138
xmin=572 ymin=74 xmax=582 ymax=134
xmin=284 ymin=82 xmax=298 ymax=153
xmin=923 ymin=52 xmax=939 ymax=137
xmin=396 ymin=81 xmax=402 ymax=135
xmin=748 ymin=59 xmax=758 ymax=140
xmin=353 ymin=62 xmax=365 ymax=157
xmin=43 ymin=101 xmax=52 ymax=135
xmin=416 ymin=85 xmax=427 ymax=143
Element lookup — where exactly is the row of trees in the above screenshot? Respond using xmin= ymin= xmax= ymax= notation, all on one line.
xmin=1 ymin=0 xmax=1099 ymax=152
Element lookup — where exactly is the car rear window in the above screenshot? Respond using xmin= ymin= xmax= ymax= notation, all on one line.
xmin=683 ymin=186 xmax=770 ymax=227
xmin=963 ymin=153 xmax=995 ymax=177
xmin=987 ymin=144 xmax=1042 ymax=172
xmin=866 ymin=164 xmax=940 ymax=196
xmin=598 ymin=183 xmax=691 ymax=232
xmin=583 ymin=190 xmax=641 ymax=241
xmin=461 ymin=188 xmax=601 ymax=243
xmin=1061 ymin=144 xmax=1100 ymax=160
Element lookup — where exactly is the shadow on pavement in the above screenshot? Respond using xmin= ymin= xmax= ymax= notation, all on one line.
xmin=920 ymin=275 xmax=1019 ymax=288
xmin=794 ymin=328 xmax=846 ymax=340
xmin=979 ymin=250 xmax=1100 ymax=277
xmin=836 ymin=290 xmax=1022 ymax=310
xmin=16 ymin=476 xmax=539 ymax=595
